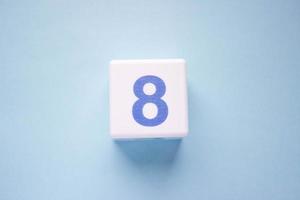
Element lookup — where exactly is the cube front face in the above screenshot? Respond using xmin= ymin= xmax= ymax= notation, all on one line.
xmin=109 ymin=59 xmax=188 ymax=139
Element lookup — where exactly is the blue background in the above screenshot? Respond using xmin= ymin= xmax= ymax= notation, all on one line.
xmin=1 ymin=0 xmax=300 ymax=199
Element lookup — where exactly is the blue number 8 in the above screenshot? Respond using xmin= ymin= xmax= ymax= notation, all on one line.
xmin=132 ymin=75 xmax=168 ymax=126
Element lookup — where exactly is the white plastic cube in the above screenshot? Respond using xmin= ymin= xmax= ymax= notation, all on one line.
xmin=109 ymin=59 xmax=188 ymax=139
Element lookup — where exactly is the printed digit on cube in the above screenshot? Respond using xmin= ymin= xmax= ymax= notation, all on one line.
xmin=132 ymin=75 xmax=168 ymax=126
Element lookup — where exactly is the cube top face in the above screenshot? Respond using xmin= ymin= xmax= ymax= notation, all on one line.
xmin=109 ymin=59 xmax=188 ymax=139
